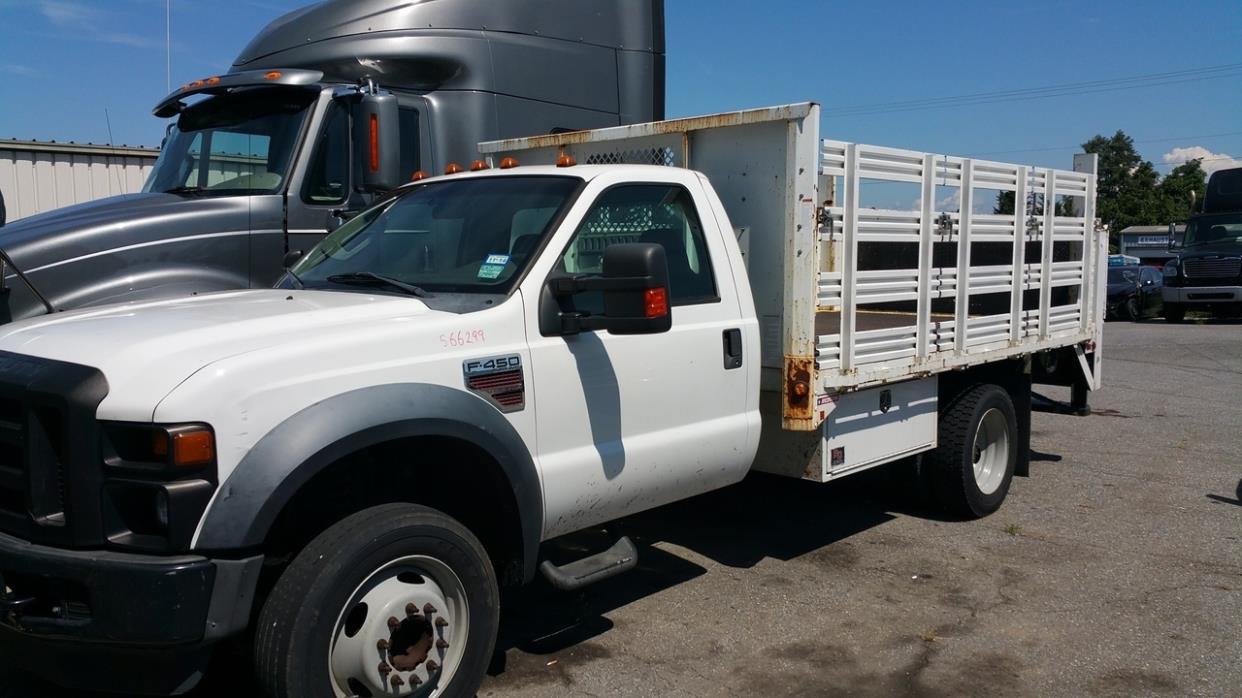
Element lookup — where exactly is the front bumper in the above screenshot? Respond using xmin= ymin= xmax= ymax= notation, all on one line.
xmin=1163 ymin=285 xmax=1242 ymax=304
xmin=0 ymin=530 xmax=261 ymax=694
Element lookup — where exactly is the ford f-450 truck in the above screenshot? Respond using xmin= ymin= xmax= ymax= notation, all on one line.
xmin=0 ymin=0 xmax=664 ymax=324
xmin=0 ymin=105 xmax=1104 ymax=696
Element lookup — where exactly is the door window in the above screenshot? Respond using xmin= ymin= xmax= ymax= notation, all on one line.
xmin=555 ymin=184 xmax=717 ymax=316
xmin=302 ymin=103 xmax=350 ymax=204
xmin=398 ymin=108 xmax=421 ymax=181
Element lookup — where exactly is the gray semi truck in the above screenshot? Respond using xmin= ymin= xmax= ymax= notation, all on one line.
xmin=0 ymin=0 xmax=664 ymax=323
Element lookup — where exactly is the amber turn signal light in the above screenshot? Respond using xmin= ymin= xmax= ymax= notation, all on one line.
xmin=152 ymin=427 xmax=214 ymax=468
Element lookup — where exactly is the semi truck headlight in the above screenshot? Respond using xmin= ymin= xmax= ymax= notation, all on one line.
xmin=1163 ymin=261 xmax=1178 ymax=276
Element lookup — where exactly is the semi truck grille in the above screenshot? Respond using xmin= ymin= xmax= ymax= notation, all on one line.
xmin=1183 ymin=257 xmax=1241 ymax=279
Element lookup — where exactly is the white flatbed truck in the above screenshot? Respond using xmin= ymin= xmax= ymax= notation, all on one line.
xmin=0 ymin=103 xmax=1103 ymax=697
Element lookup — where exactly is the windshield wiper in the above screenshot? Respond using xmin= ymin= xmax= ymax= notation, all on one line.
xmin=327 ymin=272 xmax=430 ymax=298
xmin=163 ymin=185 xmax=209 ymax=195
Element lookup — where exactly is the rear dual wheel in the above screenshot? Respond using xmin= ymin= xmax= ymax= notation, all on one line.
xmin=925 ymin=384 xmax=1018 ymax=518
xmin=255 ymin=504 xmax=499 ymax=698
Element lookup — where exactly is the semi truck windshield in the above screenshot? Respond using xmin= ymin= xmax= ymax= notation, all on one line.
xmin=145 ymin=88 xmax=315 ymax=196
xmin=1182 ymin=213 xmax=1242 ymax=248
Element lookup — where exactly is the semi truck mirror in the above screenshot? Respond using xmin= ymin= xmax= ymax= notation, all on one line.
xmin=1167 ymin=222 xmax=1181 ymax=251
xmin=0 ymin=190 xmax=6 ymax=228
xmin=355 ymin=93 xmax=401 ymax=193
xmin=544 ymin=243 xmax=672 ymax=336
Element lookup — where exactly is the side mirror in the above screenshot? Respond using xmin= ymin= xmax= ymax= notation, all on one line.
xmin=283 ymin=249 xmax=304 ymax=269
xmin=0 ymin=189 xmax=6 ymax=228
xmin=354 ymin=92 xmax=401 ymax=193
xmin=1167 ymin=222 xmax=1182 ymax=251
xmin=544 ymin=243 xmax=672 ymax=336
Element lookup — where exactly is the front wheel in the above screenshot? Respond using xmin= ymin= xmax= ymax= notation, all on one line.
xmin=1164 ymin=302 xmax=1186 ymax=323
xmin=925 ymin=384 xmax=1018 ymax=518
xmin=1126 ymin=296 xmax=1141 ymax=321
xmin=254 ymin=504 xmax=499 ymax=698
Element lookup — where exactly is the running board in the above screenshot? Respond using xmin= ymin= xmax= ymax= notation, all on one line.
xmin=1032 ymin=391 xmax=1090 ymax=417
xmin=539 ymin=536 xmax=638 ymax=591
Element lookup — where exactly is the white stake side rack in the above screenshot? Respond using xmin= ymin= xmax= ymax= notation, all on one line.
xmin=480 ymin=102 xmax=1106 ymax=432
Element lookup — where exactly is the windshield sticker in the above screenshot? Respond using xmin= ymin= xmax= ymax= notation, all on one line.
xmin=485 ymin=254 xmax=511 ymax=266
xmin=478 ymin=264 xmax=505 ymax=280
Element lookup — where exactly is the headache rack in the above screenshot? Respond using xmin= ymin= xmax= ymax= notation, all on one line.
xmin=480 ymin=102 xmax=1105 ymax=431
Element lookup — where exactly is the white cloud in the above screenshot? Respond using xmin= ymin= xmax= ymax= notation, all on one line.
xmin=38 ymin=0 xmax=98 ymax=26
xmin=0 ymin=64 xmax=37 ymax=77
xmin=1162 ymin=146 xmax=1242 ymax=176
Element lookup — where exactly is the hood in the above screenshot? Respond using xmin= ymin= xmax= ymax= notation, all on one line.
xmin=0 ymin=192 xmax=256 ymax=273
xmin=0 ymin=289 xmax=432 ymax=420
xmin=1177 ymin=245 xmax=1242 ymax=260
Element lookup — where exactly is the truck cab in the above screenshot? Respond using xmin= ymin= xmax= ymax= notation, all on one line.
xmin=0 ymin=0 xmax=664 ymax=324
xmin=1162 ymin=167 xmax=1242 ymax=321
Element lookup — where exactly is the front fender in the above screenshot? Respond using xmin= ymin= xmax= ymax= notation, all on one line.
xmin=194 ymin=383 xmax=542 ymax=579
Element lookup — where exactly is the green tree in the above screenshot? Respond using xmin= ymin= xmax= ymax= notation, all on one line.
xmin=1155 ymin=159 xmax=1205 ymax=223
xmin=1082 ymin=130 xmax=1162 ymax=248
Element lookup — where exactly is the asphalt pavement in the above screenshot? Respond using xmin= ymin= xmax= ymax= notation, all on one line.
xmin=4 ymin=320 xmax=1239 ymax=697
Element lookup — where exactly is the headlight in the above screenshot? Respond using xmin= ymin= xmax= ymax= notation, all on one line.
xmin=100 ymin=423 xmax=217 ymax=552
xmin=1163 ymin=261 xmax=1178 ymax=276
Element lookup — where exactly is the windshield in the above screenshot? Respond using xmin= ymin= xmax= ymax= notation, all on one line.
xmin=144 ymin=88 xmax=315 ymax=196
xmin=292 ymin=176 xmax=581 ymax=295
xmin=1108 ymin=268 xmax=1138 ymax=284
xmin=1183 ymin=213 xmax=1242 ymax=248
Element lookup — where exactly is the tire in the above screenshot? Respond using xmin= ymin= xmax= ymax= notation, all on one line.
xmin=1126 ymin=296 xmax=1141 ymax=321
xmin=254 ymin=504 xmax=499 ymax=698
xmin=1164 ymin=303 xmax=1186 ymax=323
xmin=925 ymin=384 xmax=1018 ymax=518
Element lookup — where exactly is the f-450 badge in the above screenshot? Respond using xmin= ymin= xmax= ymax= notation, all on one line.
xmin=463 ymin=355 xmax=525 ymax=413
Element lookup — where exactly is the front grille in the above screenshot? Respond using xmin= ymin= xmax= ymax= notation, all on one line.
xmin=1183 ymin=257 xmax=1242 ymax=279
xmin=0 ymin=398 xmax=68 ymax=526
xmin=0 ymin=352 xmax=107 ymax=546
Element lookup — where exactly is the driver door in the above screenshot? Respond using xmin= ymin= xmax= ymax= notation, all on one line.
xmin=525 ymin=176 xmax=755 ymax=539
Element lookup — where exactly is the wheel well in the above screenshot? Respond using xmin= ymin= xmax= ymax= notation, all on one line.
xmin=939 ymin=359 xmax=1032 ymax=478
xmin=261 ymin=435 xmax=527 ymax=588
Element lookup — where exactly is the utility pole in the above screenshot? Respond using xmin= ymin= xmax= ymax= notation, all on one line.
xmin=165 ymin=0 xmax=171 ymax=94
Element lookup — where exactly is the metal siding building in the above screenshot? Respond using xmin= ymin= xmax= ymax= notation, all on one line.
xmin=1118 ymin=224 xmax=1183 ymax=266
xmin=0 ymin=140 xmax=159 ymax=222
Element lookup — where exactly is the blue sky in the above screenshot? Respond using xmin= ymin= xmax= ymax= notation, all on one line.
xmin=1 ymin=0 xmax=1239 ymax=177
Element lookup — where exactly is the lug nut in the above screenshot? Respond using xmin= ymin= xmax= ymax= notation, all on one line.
xmin=406 ymin=602 xmax=419 ymax=616
xmin=387 ymin=616 xmax=400 ymax=630
xmin=423 ymin=603 xmax=437 ymax=615
xmin=378 ymin=662 xmax=391 ymax=676
xmin=436 ymin=638 xmax=449 ymax=650
xmin=426 ymin=659 xmax=440 ymax=672
xmin=434 ymin=617 xmax=448 ymax=628
xmin=410 ymin=674 xmax=423 ymax=687
xmin=377 ymin=639 xmax=390 ymax=651
xmin=391 ymin=674 xmax=405 ymax=688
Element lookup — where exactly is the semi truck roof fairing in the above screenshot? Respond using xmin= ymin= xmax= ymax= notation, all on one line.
xmin=232 ymin=0 xmax=666 ymax=122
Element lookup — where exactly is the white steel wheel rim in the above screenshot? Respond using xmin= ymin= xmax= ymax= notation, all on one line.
xmin=329 ymin=555 xmax=469 ymax=698
xmin=971 ymin=408 xmax=1011 ymax=496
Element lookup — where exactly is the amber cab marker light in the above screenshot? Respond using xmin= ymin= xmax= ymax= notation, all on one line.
xmin=206 ymin=76 xmax=221 ymax=86
xmin=189 ymin=80 xmax=205 ymax=88
xmin=444 ymin=163 xmax=464 ymax=175
xmin=556 ymin=153 xmax=577 ymax=168
xmin=411 ymin=170 xmax=429 ymax=182
xmin=644 ymin=287 xmax=669 ymax=318
xmin=470 ymin=160 xmax=490 ymax=171
xmin=171 ymin=429 xmax=214 ymax=468
xmin=264 ymin=70 xmax=282 ymax=80
xmin=499 ymin=157 xmax=519 ymax=170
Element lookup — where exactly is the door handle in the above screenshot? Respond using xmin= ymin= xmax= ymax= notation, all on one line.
xmin=723 ymin=329 xmax=743 ymax=370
